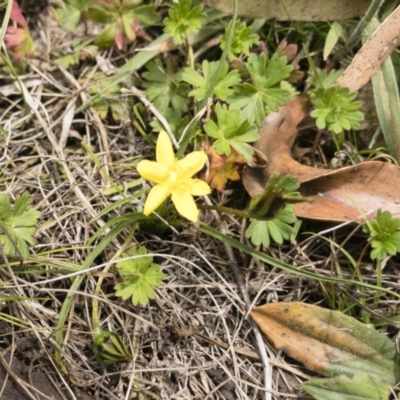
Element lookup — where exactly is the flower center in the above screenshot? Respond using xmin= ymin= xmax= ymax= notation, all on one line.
xmin=167 ymin=164 xmax=191 ymax=193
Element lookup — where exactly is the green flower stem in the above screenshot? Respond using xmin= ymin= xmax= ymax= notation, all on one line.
xmin=91 ymin=225 xmax=135 ymax=335
xmin=198 ymin=204 xmax=251 ymax=219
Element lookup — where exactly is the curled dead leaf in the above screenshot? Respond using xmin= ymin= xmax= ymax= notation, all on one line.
xmin=243 ymin=97 xmax=400 ymax=222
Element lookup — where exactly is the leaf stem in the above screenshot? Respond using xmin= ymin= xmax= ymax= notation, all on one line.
xmin=199 ymin=204 xmax=250 ymax=219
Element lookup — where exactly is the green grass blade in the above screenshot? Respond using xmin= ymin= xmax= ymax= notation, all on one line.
xmin=200 ymin=224 xmax=400 ymax=298
xmin=54 ymin=214 xmax=144 ymax=372
xmin=0 ymin=0 xmax=13 ymax=46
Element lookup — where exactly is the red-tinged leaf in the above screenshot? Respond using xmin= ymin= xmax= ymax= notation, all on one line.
xmin=276 ymin=40 xmax=297 ymax=62
xmin=251 ymin=302 xmax=400 ymax=385
xmin=5 ymin=26 xmax=35 ymax=60
xmin=114 ymin=20 xmax=126 ymax=51
xmin=200 ymin=145 xmax=245 ymax=191
xmin=302 ymin=374 xmax=390 ymax=400
xmin=122 ymin=15 xmax=139 ymax=42
xmin=10 ymin=2 xmax=27 ymax=28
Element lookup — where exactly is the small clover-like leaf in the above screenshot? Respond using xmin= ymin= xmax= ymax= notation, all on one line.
xmin=363 ymin=210 xmax=400 ymax=260
xmin=245 ymin=205 xmax=297 ymax=248
xmin=0 ymin=193 xmax=41 ymax=259
xmin=163 ymin=0 xmax=206 ymax=44
xmin=114 ymin=247 xmax=164 ymax=306
xmin=182 ymin=60 xmax=241 ymax=102
xmin=310 ymin=86 xmax=364 ymax=134
xmin=220 ymin=21 xmax=259 ymax=60
xmin=204 ymin=103 xmax=258 ymax=161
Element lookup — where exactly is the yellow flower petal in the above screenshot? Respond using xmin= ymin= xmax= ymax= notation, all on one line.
xmin=156 ymin=130 xmax=175 ymax=168
xmin=171 ymin=190 xmax=199 ymax=222
xmin=137 ymin=160 xmax=168 ymax=184
xmin=187 ymin=179 xmax=211 ymax=196
xmin=143 ymin=183 xmax=171 ymax=215
xmin=177 ymin=151 xmax=207 ymax=177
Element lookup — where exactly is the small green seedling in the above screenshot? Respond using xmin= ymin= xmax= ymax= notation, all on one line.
xmin=114 ymin=246 xmax=164 ymax=306
xmin=0 ymin=193 xmax=41 ymax=259
xmin=220 ymin=20 xmax=259 ymax=60
xmin=245 ymin=175 xmax=303 ymax=247
xmin=310 ymin=86 xmax=364 ymax=134
xmin=93 ymin=331 xmax=132 ymax=365
xmin=163 ymin=0 xmax=206 ymax=44
xmin=362 ymin=209 xmax=400 ymax=261
xmin=204 ymin=103 xmax=259 ymax=162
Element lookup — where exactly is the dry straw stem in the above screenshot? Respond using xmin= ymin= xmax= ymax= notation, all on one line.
xmin=337 ymin=5 xmax=400 ymax=92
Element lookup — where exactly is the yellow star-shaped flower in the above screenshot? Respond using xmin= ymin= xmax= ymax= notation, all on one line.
xmin=137 ymin=130 xmax=211 ymax=222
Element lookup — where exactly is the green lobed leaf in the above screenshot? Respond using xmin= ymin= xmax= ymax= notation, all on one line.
xmin=163 ymin=0 xmax=206 ymax=44
xmin=245 ymin=219 xmax=271 ymax=248
xmin=143 ymin=60 xmax=189 ymax=113
xmin=245 ymin=205 xmax=297 ymax=248
xmin=182 ymin=60 xmax=241 ymax=102
xmin=363 ymin=210 xmax=400 ymax=260
xmin=133 ymin=5 xmax=160 ymax=26
xmin=55 ymin=0 xmax=93 ymax=31
xmin=310 ymin=86 xmax=364 ymax=134
xmin=220 ymin=20 xmax=259 ymax=60
xmin=114 ymin=246 xmax=164 ymax=306
xmin=307 ymin=68 xmax=343 ymax=90
xmin=84 ymin=5 xmax=113 ymax=23
xmin=204 ymin=103 xmax=258 ymax=161
xmin=227 ymin=53 xmax=293 ymax=125
xmin=0 ymin=193 xmax=41 ymax=259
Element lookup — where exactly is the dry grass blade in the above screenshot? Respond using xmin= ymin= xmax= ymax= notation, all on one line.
xmin=337 ymin=5 xmax=400 ymax=92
